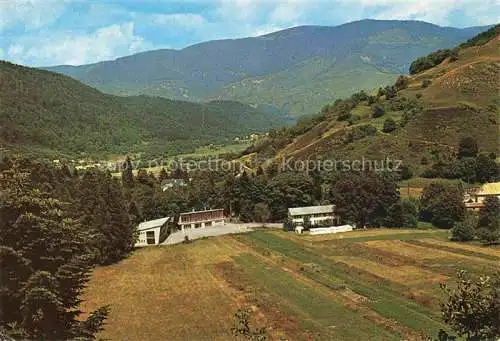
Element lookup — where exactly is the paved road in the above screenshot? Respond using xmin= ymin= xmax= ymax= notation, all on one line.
xmin=162 ymin=223 xmax=282 ymax=245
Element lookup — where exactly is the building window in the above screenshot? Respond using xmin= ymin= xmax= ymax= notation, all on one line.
xmin=146 ymin=231 xmax=155 ymax=245
xmin=194 ymin=223 xmax=202 ymax=228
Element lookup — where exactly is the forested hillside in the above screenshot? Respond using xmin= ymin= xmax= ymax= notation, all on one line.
xmin=0 ymin=157 xmax=135 ymax=339
xmin=241 ymin=25 xmax=499 ymax=180
xmin=43 ymin=20 xmax=489 ymax=117
xmin=0 ymin=62 xmax=288 ymax=156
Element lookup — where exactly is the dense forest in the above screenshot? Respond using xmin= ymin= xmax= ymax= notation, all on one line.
xmin=0 ymin=61 xmax=288 ymax=156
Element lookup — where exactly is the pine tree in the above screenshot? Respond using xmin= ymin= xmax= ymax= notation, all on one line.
xmin=121 ymin=156 xmax=134 ymax=188
xmin=75 ymin=170 xmax=135 ymax=264
xmin=0 ymin=159 xmax=108 ymax=339
xmin=158 ymin=168 xmax=169 ymax=183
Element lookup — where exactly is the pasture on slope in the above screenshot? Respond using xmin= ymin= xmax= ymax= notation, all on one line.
xmin=81 ymin=229 xmax=500 ymax=341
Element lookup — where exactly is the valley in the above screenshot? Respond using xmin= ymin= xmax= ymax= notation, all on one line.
xmin=1 ymin=13 xmax=499 ymax=341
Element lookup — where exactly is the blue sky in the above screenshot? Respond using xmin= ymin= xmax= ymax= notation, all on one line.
xmin=0 ymin=0 xmax=498 ymax=66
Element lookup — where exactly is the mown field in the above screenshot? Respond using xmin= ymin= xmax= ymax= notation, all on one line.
xmin=81 ymin=229 xmax=499 ymax=341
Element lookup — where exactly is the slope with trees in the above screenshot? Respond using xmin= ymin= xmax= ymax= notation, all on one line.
xmin=0 ymin=61 xmax=288 ymax=156
xmin=240 ymin=25 xmax=499 ymax=178
xmin=0 ymin=156 xmax=137 ymax=339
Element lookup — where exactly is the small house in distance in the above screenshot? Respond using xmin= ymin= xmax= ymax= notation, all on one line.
xmin=288 ymin=204 xmax=339 ymax=228
xmin=135 ymin=217 xmax=171 ymax=247
xmin=464 ymin=182 xmax=500 ymax=211
xmin=161 ymin=179 xmax=187 ymax=191
xmin=179 ymin=209 xmax=225 ymax=230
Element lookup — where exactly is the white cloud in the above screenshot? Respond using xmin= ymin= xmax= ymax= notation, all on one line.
xmin=2 ymin=0 xmax=498 ymax=66
xmin=215 ymin=0 xmax=261 ymax=20
xmin=151 ymin=13 xmax=207 ymax=28
xmin=7 ymin=22 xmax=157 ymax=66
xmin=251 ymin=24 xmax=288 ymax=36
xmin=270 ymin=3 xmax=303 ymax=23
xmin=7 ymin=44 xmax=24 ymax=56
xmin=0 ymin=0 xmax=72 ymax=31
xmin=339 ymin=0 xmax=499 ymax=26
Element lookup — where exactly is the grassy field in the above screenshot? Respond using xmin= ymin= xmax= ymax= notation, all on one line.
xmin=109 ymin=143 xmax=250 ymax=177
xmin=81 ymin=229 xmax=499 ymax=341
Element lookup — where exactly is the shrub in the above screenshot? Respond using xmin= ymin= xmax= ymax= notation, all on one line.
xmin=334 ymin=99 xmax=357 ymax=121
xmin=475 ymin=153 xmax=499 ymax=183
xmin=438 ymin=270 xmax=500 ymax=341
xmin=347 ymin=115 xmax=361 ymax=126
xmin=382 ymin=118 xmax=397 ymax=133
xmin=477 ymin=196 xmax=500 ymax=244
xmin=395 ymin=75 xmax=409 ymax=90
xmin=231 ymin=307 xmax=268 ymax=340
xmin=449 ymin=49 xmax=459 ymax=62
xmin=344 ymin=124 xmax=377 ymax=143
xmin=371 ymin=104 xmax=385 ymax=118
xmin=409 ymin=49 xmax=454 ymax=74
xmin=421 ymin=79 xmax=432 ymax=88
xmin=458 ymin=137 xmax=478 ymax=159
xmin=420 ymin=184 xmax=466 ymax=228
xmin=385 ymin=85 xmax=396 ymax=99
xmin=399 ymin=165 xmax=413 ymax=180
xmin=400 ymin=105 xmax=423 ymax=127
xmin=385 ymin=200 xmax=418 ymax=228
xmin=451 ymin=215 xmax=477 ymax=242
xmin=351 ymin=90 xmax=368 ymax=103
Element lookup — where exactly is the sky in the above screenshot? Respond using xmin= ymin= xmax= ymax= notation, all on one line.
xmin=0 ymin=0 xmax=498 ymax=67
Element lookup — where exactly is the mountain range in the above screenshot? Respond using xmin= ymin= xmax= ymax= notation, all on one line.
xmin=240 ymin=25 xmax=499 ymax=174
xmin=44 ymin=19 xmax=489 ymax=117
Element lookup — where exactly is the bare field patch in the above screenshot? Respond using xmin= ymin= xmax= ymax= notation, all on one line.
xmin=334 ymin=256 xmax=448 ymax=286
xmin=284 ymin=229 xmax=444 ymax=243
xmin=416 ymin=238 xmax=500 ymax=259
xmin=363 ymin=240 xmax=498 ymax=267
xmin=81 ymin=238 xmax=250 ymax=341
xmin=81 ymin=229 xmax=497 ymax=340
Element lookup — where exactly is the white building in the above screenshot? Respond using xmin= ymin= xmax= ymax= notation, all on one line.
xmin=288 ymin=205 xmax=339 ymax=228
xmin=464 ymin=182 xmax=500 ymax=211
xmin=179 ymin=209 xmax=225 ymax=231
xmin=135 ymin=217 xmax=170 ymax=247
xmin=310 ymin=225 xmax=354 ymax=235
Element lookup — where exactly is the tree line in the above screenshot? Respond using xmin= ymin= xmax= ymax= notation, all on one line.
xmin=121 ymin=156 xmax=418 ymax=229
xmin=0 ymin=156 xmax=135 ymax=339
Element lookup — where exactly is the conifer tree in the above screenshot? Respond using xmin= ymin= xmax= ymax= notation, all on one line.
xmin=121 ymin=156 xmax=134 ymax=188
xmin=0 ymin=160 xmax=108 ymax=339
